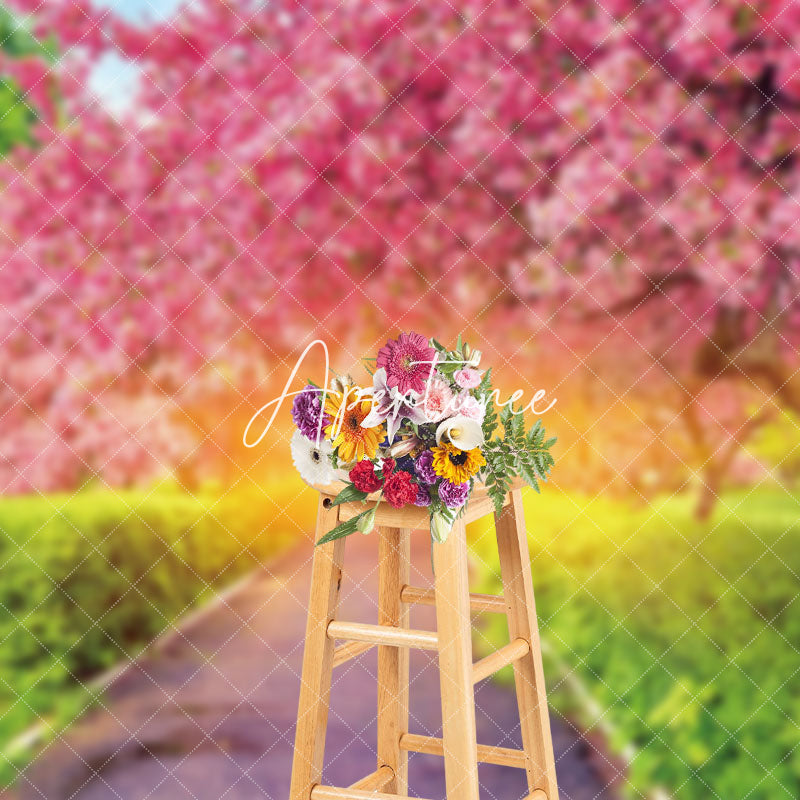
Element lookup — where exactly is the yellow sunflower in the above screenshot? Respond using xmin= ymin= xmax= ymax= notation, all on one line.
xmin=431 ymin=443 xmax=486 ymax=484
xmin=324 ymin=390 xmax=383 ymax=463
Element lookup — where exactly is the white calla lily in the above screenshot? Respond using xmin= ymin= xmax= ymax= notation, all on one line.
xmin=434 ymin=415 xmax=484 ymax=450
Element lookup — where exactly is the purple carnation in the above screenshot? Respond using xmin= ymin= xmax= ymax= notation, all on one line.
xmin=292 ymin=385 xmax=330 ymax=441
xmin=414 ymin=450 xmax=437 ymax=485
xmin=438 ymin=479 xmax=470 ymax=509
xmin=413 ymin=484 xmax=432 ymax=507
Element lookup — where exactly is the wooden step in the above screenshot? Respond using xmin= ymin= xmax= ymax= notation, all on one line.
xmin=348 ymin=765 xmax=394 ymax=791
xmin=332 ymin=640 xmax=374 ymax=668
xmin=399 ymin=732 xmax=527 ymax=769
xmin=327 ymin=620 xmax=438 ymax=651
xmin=311 ymin=787 xmax=431 ymax=800
xmin=400 ymin=584 xmax=507 ymax=614
xmin=472 ymin=637 xmax=530 ymax=683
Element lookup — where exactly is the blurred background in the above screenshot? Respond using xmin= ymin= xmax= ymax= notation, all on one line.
xmin=0 ymin=1 xmax=798 ymax=798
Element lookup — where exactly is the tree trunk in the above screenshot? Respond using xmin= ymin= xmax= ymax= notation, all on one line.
xmin=696 ymin=464 xmax=723 ymax=521
xmin=693 ymin=406 xmax=776 ymax=520
xmin=691 ymin=306 xmax=792 ymax=519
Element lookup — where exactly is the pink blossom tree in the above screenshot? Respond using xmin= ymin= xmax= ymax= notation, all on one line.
xmin=2 ymin=0 xmax=800 ymax=503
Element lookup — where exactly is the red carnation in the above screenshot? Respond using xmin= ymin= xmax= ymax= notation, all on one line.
xmin=349 ymin=459 xmax=383 ymax=493
xmin=383 ymin=470 xmax=417 ymax=509
xmin=381 ymin=458 xmax=396 ymax=478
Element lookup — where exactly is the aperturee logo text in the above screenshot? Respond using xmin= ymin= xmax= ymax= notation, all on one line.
xmin=243 ymin=336 xmax=557 ymax=547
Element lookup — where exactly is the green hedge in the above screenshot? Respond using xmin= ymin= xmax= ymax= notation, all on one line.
xmin=0 ymin=483 xmax=298 ymax=784
xmin=471 ymin=489 xmax=800 ymax=800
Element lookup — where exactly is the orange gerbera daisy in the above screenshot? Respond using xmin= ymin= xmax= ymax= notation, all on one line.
xmin=324 ymin=389 xmax=383 ymax=463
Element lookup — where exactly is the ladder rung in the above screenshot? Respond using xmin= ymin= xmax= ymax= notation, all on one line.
xmin=312 ymin=787 xmax=430 ymax=800
xmin=399 ymin=732 xmax=527 ymax=769
xmin=332 ymin=640 xmax=374 ymax=668
xmin=348 ymin=765 xmax=394 ymax=791
xmin=327 ymin=620 xmax=439 ymax=651
xmin=400 ymin=584 xmax=507 ymax=614
xmin=472 ymin=637 xmax=530 ymax=683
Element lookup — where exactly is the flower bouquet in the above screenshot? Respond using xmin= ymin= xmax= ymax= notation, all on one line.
xmin=289 ymin=333 xmax=556 ymax=546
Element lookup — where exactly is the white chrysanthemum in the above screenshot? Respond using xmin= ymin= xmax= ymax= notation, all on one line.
xmin=291 ymin=429 xmax=336 ymax=487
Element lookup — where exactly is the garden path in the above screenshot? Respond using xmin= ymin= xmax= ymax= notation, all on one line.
xmin=14 ymin=533 xmax=621 ymax=800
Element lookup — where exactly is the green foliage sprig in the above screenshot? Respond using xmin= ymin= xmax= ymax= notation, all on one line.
xmin=483 ymin=405 xmax=556 ymax=515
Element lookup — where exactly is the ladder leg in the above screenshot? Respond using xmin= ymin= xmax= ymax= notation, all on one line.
xmin=289 ymin=496 xmax=347 ymax=800
xmin=377 ymin=526 xmax=411 ymax=793
xmin=495 ymin=489 xmax=559 ymax=799
xmin=433 ymin=518 xmax=480 ymax=800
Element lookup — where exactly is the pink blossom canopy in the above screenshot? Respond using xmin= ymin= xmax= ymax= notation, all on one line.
xmin=2 ymin=0 xmax=800 ymax=493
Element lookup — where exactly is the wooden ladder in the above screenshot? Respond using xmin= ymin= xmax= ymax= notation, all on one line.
xmin=288 ymin=485 xmax=559 ymax=800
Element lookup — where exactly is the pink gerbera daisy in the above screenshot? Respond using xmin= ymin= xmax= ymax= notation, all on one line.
xmin=376 ymin=332 xmax=436 ymax=395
